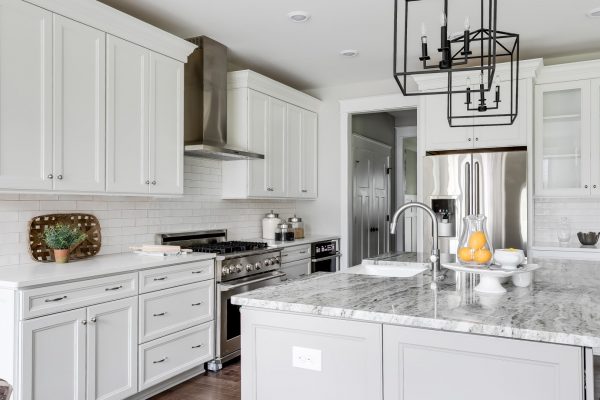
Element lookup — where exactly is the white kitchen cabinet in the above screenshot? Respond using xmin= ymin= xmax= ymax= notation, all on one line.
xmin=590 ymin=78 xmax=600 ymax=196
xmin=535 ymin=81 xmax=591 ymax=196
xmin=106 ymin=35 xmax=150 ymax=194
xmin=223 ymin=70 xmax=320 ymax=199
xmin=0 ymin=0 xmax=53 ymax=191
xmin=86 ymin=297 xmax=138 ymax=400
xmin=149 ymin=53 xmax=184 ymax=195
xmin=20 ymin=308 xmax=87 ymax=400
xmin=241 ymin=308 xmax=383 ymax=400
xmin=383 ymin=324 xmax=583 ymax=400
xmin=53 ymin=15 xmax=106 ymax=192
xmin=422 ymin=93 xmax=474 ymax=151
xmin=287 ymin=105 xmax=318 ymax=198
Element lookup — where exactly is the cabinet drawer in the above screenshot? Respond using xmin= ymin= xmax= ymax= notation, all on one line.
xmin=281 ymin=259 xmax=310 ymax=280
xmin=139 ymin=260 xmax=214 ymax=293
xmin=280 ymin=244 xmax=310 ymax=263
xmin=139 ymin=322 xmax=213 ymax=390
xmin=139 ymin=280 xmax=214 ymax=343
xmin=21 ymin=273 xmax=138 ymax=319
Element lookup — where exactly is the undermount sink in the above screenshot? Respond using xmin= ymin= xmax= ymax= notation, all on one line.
xmin=344 ymin=263 xmax=427 ymax=278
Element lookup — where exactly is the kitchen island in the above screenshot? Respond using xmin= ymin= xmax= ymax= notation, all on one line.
xmin=232 ymin=257 xmax=600 ymax=400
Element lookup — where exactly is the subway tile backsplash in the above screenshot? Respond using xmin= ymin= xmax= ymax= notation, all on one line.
xmin=534 ymin=197 xmax=600 ymax=245
xmin=0 ymin=157 xmax=296 ymax=267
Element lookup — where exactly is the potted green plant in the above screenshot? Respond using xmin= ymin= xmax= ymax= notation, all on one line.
xmin=42 ymin=224 xmax=87 ymax=263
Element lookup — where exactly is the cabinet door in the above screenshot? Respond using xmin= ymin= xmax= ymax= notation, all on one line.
xmin=286 ymin=104 xmax=303 ymax=198
xmin=20 ymin=309 xmax=87 ymax=400
xmin=591 ymin=79 xmax=600 ymax=196
xmin=300 ymin=110 xmax=318 ymax=198
xmin=87 ymin=297 xmax=138 ymax=400
xmin=473 ymin=78 xmax=528 ymax=148
xmin=535 ymin=81 xmax=591 ymax=196
xmin=248 ymin=89 xmax=269 ymax=197
xmin=423 ymin=94 xmax=474 ymax=151
xmin=106 ymin=35 xmax=150 ymax=194
xmin=0 ymin=1 xmax=53 ymax=190
xmin=53 ymin=15 xmax=106 ymax=192
xmin=149 ymin=53 xmax=184 ymax=195
xmin=266 ymin=97 xmax=287 ymax=196
xmin=281 ymin=259 xmax=311 ymax=280
xmin=383 ymin=324 xmax=583 ymax=400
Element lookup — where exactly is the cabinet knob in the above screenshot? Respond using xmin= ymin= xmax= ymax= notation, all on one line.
xmin=152 ymin=181 xmax=157 ymax=185
xmin=475 ymin=137 xmax=479 ymax=141
xmin=90 ymin=317 xmax=97 ymax=323
xmin=47 ymin=174 xmax=53 ymax=179
xmin=585 ymin=185 xmax=589 ymax=189
xmin=81 ymin=320 xmax=87 ymax=325
xmin=468 ymin=138 xmax=472 ymax=142
xmin=57 ymin=175 xmax=63 ymax=180
xmin=145 ymin=180 xmax=150 ymax=185
xmin=594 ymin=185 xmax=597 ymax=189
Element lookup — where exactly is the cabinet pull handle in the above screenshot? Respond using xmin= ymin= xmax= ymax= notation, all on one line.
xmin=301 ymin=189 xmax=308 ymax=193
xmin=153 ymin=312 xmax=167 ymax=317
xmin=153 ymin=357 xmax=168 ymax=364
xmin=192 ymin=344 xmax=204 ymax=349
xmin=47 ymin=174 xmax=53 ymax=179
xmin=191 ymin=302 xmax=203 ymax=306
xmin=153 ymin=277 xmax=167 ymax=281
xmin=45 ymin=295 xmax=67 ymax=302
xmin=191 ymin=270 xmax=204 ymax=274
xmin=90 ymin=317 xmax=97 ymax=323
xmin=299 ymin=250 xmax=307 ymax=254
xmin=282 ymin=254 xmax=288 ymax=257
xmin=57 ymin=175 xmax=63 ymax=180
xmin=105 ymin=285 xmax=123 ymax=291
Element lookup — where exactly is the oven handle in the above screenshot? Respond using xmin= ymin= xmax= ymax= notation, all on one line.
xmin=311 ymin=252 xmax=341 ymax=263
xmin=219 ymin=272 xmax=286 ymax=292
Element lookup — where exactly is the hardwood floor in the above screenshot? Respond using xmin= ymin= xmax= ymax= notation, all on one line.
xmin=151 ymin=360 xmax=241 ymax=400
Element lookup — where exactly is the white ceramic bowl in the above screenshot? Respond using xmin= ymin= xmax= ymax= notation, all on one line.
xmin=512 ymin=272 xmax=532 ymax=287
xmin=494 ymin=249 xmax=525 ymax=269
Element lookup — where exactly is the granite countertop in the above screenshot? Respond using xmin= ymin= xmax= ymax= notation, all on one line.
xmin=0 ymin=252 xmax=216 ymax=289
xmin=232 ymin=257 xmax=600 ymax=350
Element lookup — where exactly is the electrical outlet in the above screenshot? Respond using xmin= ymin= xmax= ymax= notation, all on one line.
xmin=292 ymin=346 xmax=322 ymax=371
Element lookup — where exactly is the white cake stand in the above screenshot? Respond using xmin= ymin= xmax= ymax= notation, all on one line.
xmin=442 ymin=263 xmax=540 ymax=294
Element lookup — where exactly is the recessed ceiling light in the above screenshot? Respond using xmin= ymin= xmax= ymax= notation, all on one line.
xmin=587 ymin=7 xmax=600 ymax=17
xmin=288 ymin=11 xmax=311 ymax=23
xmin=340 ymin=49 xmax=359 ymax=57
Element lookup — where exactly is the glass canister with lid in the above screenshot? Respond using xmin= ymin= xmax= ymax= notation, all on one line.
xmin=288 ymin=215 xmax=305 ymax=239
xmin=275 ymin=222 xmax=295 ymax=242
xmin=262 ymin=210 xmax=281 ymax=240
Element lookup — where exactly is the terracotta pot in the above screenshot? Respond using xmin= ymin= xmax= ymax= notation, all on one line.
xmin=53 ymin=249 xmax=70 ymax=263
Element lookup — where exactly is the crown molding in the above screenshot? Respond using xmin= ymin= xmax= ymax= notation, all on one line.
xmin=537 ymin=59 xmax=600 ymax=84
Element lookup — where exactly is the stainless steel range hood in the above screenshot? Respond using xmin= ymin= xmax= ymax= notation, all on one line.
xmin=184 ymin=36 xmax=264 ymax=160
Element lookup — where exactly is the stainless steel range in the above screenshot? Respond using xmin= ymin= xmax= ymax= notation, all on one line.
xmin=160 ymin=230 xmax=284 ymax=371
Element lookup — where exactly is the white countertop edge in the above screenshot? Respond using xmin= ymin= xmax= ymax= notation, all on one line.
xmin=255 ymin=234 xmax=341 ymax=249
xmin=0 ymin=252 xmax=216 ymax=289
xmin=233 ymin=298 xmax=600 ymax=351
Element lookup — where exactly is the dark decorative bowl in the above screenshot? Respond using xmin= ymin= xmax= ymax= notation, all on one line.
xmin=577 ymin=232 xmax=600 ymax=246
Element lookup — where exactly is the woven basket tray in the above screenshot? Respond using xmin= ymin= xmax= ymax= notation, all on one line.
xmin=29 ymin=213 xmax=102 ymax=262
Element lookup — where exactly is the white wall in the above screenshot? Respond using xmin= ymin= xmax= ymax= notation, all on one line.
xmin=296 ymin=78 xmax=404 ymax=239
xmin=0 ymin=157 xmax=296 ymax=268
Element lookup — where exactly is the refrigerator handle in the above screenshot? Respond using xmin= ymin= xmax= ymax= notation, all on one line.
xmin=465 ymin=162 xmax=471 ymax=216
xmin=474 ymin=161 xmax=480 ymax=215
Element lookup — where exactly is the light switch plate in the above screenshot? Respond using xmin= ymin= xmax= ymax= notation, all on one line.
xmin=292 ymin=346 xmax=322 ymax=371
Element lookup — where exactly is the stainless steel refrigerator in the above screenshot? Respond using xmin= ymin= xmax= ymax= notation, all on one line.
xmin=422 ymin=149 xmax=527 ymax=259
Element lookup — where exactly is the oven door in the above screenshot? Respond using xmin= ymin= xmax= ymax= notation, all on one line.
xmin=217 ymin=271 xmax=286 ymax=359
xmin=311 ymin=252 xmax=341 ymax=273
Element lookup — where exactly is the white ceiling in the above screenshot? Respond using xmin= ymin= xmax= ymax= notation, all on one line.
xmin=99 ymin=0 xmax=600 ymax=90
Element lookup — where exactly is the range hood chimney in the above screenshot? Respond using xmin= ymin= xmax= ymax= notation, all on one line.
xmin=184 ymin=36 xmax=264 ymax=160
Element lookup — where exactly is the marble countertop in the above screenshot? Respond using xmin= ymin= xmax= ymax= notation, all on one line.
xmin=232 ymin=257 xmax=600 ymax=350
xmin=0 ymin=252 xmax=216 ymax=289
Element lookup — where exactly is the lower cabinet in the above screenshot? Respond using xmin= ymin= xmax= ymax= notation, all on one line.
xmin=383 ymin=324 xmax=584 ymax=400
xmin=281 ymin=259 xmax=311 ymax=280
xmin=20 ymin=297 xmax=138 ymax=400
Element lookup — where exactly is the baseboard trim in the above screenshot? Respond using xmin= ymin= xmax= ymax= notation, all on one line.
xmin=127 ymin=366 xmax=206 ymax=400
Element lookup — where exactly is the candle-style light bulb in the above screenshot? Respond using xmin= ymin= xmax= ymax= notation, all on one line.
xmin=421 ymin=22 xmax=427 ymax=37
xmin=464 ymin=16 xmax=470 ymax=31
xmin=466 ymin=77 xmax=472 ymax=89
xmin=419 ymin=22 xmax=430 ymax=61
xmin=440 ymin=12 xmax=447 ymax=26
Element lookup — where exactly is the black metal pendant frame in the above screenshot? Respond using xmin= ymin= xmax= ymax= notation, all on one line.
xmin=447 ymin=31 xmax=520 ymax=127
xmin=393 ymin=0 xmax=499 ymax=96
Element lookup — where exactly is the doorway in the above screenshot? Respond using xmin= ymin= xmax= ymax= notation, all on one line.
xmin=350 ymin=109 xmax=418 ymax=267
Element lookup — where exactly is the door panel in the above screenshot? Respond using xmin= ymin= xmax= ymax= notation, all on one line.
xmin=87 ymin=297 xmax=138 ymax=400
xmin=286 ymin=104 xmax=303 ymax=198
xmin=20 ymin=309 xmax=87 ymax=400
xmin=301 ymin=110 xmax=318 ymax=198
xmin=53 ymin=15 xmax=106 ymax=192
xmin=106 ymin=35 xmax=150 ymax=194
xmin=149 ymin=53 xmax=184 ymax=195
xmin=248 ymin=90 xmax=269 ymax=197
xmin=591 ymin=79 xmax=600 ymax=196
xmin=0 ymin=1 xmax=53 ymax=190
xmin=267 ymin=97 xmax=286 ymax=196
xmin=423 ymin=93 xmax=473 ymax=151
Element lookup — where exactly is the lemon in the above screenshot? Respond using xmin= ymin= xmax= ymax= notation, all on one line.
xmin=473 ymin=248 xmax=492 ymax=264
xmin=468 ymin=231 xmax=487 ymax=250
xmin=457 ymin=247 xmax=474 ymax=262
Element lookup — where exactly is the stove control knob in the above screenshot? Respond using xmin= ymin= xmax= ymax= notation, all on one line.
xmin=255 ymin=262 xmax=262 ymax=270
xmin=221 ymin=266 xmax=229 ymax=276
xmin=266 ymin=259 xmax=273 ymax=266
xmin=235 ymin=264 xmax=243 ymax=273
xmin=274 ymin=256 xmax=280 ymax=264
xmin=246 ymin=264 xmax=254 ymax=272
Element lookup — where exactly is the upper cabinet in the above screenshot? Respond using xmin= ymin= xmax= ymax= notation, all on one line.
xmin=223 ymin=71 xmax=320 ymax=200
xmin=421 ymin=60 xmax=542 ymax=152
xmin=0 ymin=0 xmax=194 ymax=196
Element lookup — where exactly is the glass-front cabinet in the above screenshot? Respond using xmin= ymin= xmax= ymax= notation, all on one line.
xmin=535 ymin=81 xmax=591 ymax=196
